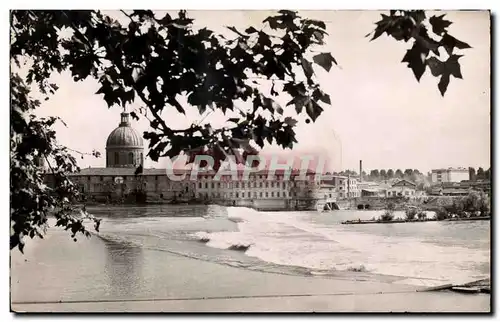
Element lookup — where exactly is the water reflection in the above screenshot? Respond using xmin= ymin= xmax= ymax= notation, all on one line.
xmin=88 ymin=204 xmax=210 ymax=219
xmin=102 ymin=237 xmax=144 ymax=298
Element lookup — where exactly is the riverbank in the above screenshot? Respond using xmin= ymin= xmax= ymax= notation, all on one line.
xmin=342 ymin=216 xmax=491 ymax=225
xmin=11 ymin=226 xmax=490 ymax=313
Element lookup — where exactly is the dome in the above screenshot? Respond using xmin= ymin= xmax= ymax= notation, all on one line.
xmin=106 ymin=113 xmax=144 ymax=148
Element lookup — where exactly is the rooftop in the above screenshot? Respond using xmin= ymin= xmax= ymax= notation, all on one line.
xmin=431 ymin=167 xmax=468 ymax=172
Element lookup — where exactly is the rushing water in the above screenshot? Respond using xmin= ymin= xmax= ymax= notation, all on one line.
xmin=91 ymin=205 xmax=490 ymax=287
xmin=11 ymin=204 xmax=490 ymax=303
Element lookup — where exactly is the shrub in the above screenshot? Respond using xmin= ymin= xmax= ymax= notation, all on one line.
xmin=405 ymin=207 xmax=418 ymax=220
xmin=435 ymin=208 xmax=449 ymax=220
xmin=380 ymin=210 xmax=395 ymax=221
xmin=380 ymin=201 xmax=396 ymax=221
xmin=417 ymin=210 xmax=427 ymax=220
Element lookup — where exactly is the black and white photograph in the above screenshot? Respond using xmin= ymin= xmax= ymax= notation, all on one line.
xmin=9 ymin=5 xmax=492 ymax=313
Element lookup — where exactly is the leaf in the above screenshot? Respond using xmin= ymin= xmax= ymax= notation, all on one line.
xmin=197 ymin=27 xmax=213 ymax=39
xmin=262 ymin=96 xmax=283 ymax=115
xmin=257 ymin=31 xmax=272 ymax=49
xmin=301 ymin=58 xmax=314 ymax=79
xmin=284 ymin=117 xmax=297 ymax=127
xmin=426 ymin=55 xmax=463 ymax=96
xmin=305 ymin=99 xmax=323 ymax=122
xmin=167 ymin=98 xmax=185 ymax=114
xmin=130 ymin=111 xmax=139 ymax=121
xmin=440 ymin=34 xmax=472 ymax=55
xmin=429 ymin=15 xmax=452 ymax=36
xmin=245 ymin=26 xmax=258 ymax=34
xmin=426 ymin=57 xmax=445 ymax=77
xmin=409 ymin=10 xmax=426 ymax=25
xmin=278 ymin=10 xmax=297 ymax=18
xmin=312 ymin=53 xmax=337 ymax=72
xmin=263 ymin=16 xmax=280 ymax=30
xmin=286 ymin=95 xmax=309 ymax=114
xmin=438 ymin=73 xmax=450 ymax=96
xmin=270 ymin=82 xmax=278 ymax=96
xmin=313 ymin=30 xmax=324 ymax=43
xmin=401 ymin=41 xmax=429 ymax=81
xmin=447 ymin=55 xmax=464 ymax=79
xmin=370 ymin=14 xmax=392 ymax=41
xmin=312 ymin=89 xmax=331 ymax=105
xmin=227 ymin=26 xmax=247 ymax=38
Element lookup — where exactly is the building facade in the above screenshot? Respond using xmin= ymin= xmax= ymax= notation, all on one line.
xmin=386 ymin=179 xmax=417 ymax=198
xmin=431 ymin=168 xmax=469 ymax=184
xmin=49 ymin=112 xmax=352 ymax=210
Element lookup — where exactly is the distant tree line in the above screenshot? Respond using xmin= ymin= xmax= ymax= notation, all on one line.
xmin=468 ymin=167 xmax=491 ymax=181
xmin=367 ymin=168 xmax=422 ymax=182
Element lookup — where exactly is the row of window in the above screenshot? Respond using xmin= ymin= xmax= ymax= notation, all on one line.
xmin=387 ymin=190 xmax=414 ymax=196
xmin=198 ymin=181 xmax=292 ymax=189
xmin=197 ymin=175 xmax=318 ymax=181
xmin=200 ymin=191 xmax=293 ymax=199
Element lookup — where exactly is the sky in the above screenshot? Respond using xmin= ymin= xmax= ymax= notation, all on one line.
xmin=29 ymin=10 xmax=490 ymax=173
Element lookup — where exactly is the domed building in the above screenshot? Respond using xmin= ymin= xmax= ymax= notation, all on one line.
xmin=57 ymin=110 xmax=336 ymax=209
xmin=105 ymin=112 xmax=144 ymax=168
xmin=60 ymin=111 xmax=196 ymax=203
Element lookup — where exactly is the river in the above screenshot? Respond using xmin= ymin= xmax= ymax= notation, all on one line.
xmin=11 ymin=205 xmax=490 ymax=303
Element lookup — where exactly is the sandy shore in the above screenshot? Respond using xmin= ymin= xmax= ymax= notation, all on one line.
xmin=11 ymin=229 xmax=490 ymax=313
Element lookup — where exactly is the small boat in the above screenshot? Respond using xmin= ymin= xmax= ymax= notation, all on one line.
xmin=451 ymin=286 xmax=482 ymax=294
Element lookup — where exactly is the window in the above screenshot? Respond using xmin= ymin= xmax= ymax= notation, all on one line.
xmin=128 ymin=152 xmax=134 ymax=164
xmin=259 ymin=182 xmax=263 ymax=188
xmin=87 ymin=176 xmax=91 ymax=181
xmin=199 ymin=182 xmax=202 ymax=189
xmin=271 ymin=191 xmax=274 ymax=197
xmin=265 ymin=192 xmax=269 ymax=198
xmin=266 ymin=182 xmax=269 ymax=188
xmin=155 ymin=176 xmax=158 ymax=181
xmin=205 ymin=182 xmax=208 ymax=189
xmin=284 ymin=192 xmax=287 ymax=197
xmin=230 ymin=192 xmax=233 ymax=198
xmin=211 ymin=183 xmax=214 ymax=189
xmin=236 ymin=182 xmax=239 ymax=188
xmin=100 ymin=176 xmax=103 ymax=181
xmin=259 ymin=192 xmax=263 ymax=198
xmin=236 ymin=192 xmax=239 ymax=198
xmin=114 ymin=152 xmax=119 ymax=164
xmin=253 ymin=192 xmax=257 ymax=198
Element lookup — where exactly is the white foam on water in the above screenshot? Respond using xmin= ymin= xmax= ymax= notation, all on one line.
xmin=196 ymin=207 xmax=490 ymax=286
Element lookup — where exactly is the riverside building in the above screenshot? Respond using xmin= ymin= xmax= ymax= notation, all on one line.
xmin=46 ymin=112 xmax=360 ymax=211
